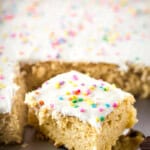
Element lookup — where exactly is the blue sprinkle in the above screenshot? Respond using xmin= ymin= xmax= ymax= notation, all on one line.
xmin=91 ymin=103 xmax=97 ymax=108
xmin=99 ymin=86 xmax=103 ymax=89
xmin=58 ymin=38 xmax=66 ymax=44
xmin=58 ymin=96 xmax=64 ymax=101
xmin=105 ymin=103 xmax=110 ymax=108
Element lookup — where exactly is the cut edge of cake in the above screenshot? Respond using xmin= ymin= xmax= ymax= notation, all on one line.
xmin=0 ymin=68 xmax=27 ymax=144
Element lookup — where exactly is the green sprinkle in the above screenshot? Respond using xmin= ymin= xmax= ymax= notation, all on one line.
xmin=104 ymin=87 xmax=109 ymax=91
xmin=99 ymin=116 xmax=105 ymax=122
xmin=135 ymin=57 xmax=140 ymax=61
xmin=72 ymin=100 xmax=77 ymax=103
xmin=78 ymin=98 xmax=83 ymax=102
xmin=102 ymin=35 xmax=108 ymax=41
xmin=74 ymin=105 xmax=79 ymax=108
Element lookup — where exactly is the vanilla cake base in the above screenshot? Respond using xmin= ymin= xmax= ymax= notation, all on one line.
xmin=0 ymin=73 xmax=27 ymax=144
xmin=27 ymin=97 xmax=136 ymax=150
xmin=25 ymin=71 xmax=137 ymax=150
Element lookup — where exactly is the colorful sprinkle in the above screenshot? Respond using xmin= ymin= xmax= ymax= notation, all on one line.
xmin=55 ymin=83 xmax=60 ymax=89
xmin=72 ymin=99 xmax=77 ymax=103
xmin=78 ymin=98 xmax=83 ymax=102
xmin=58 ymin=96 xmax=64 ymax=100
xmin=80 ymin=108 xmax=86 ymax=112
xmin=99 ymin=108 xmax=104 ymax=112
xmin=105 ymin=103 xmax=110 ymax=108
xmin=99 ymin=116 xmax=105 ymax=122
xmin=50 ymin=104 xmax=54 ymax=108
xmin=112 ymin=102 xmax=118 ymax=108
xmin=72 ymin=74 xmax=78 ymax=80
xmin=91 ymin=103 xmax=97 ymax=108
xmin=73 ymin=89 xmax=81 ymax=95
xmin=39 ymin=100 xmax=44 ymax=106
xmin=59 ymin=81 xmax=65 ymax=85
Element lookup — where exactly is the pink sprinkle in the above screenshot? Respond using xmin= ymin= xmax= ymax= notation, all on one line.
xmin=86 ymin=89 xmax=91 ymax=95
xmin=73 ymin=74 xmax=78 ymax=80
xmin=80 ymin=108 xmax=86 ymax=112
xmin=81 ymin=83 xmax=85 ymax=86
xmin=19 ymin=51 xmax=24 ymax=55
xmin=125 ymin=34 xmax=131 ymax=40
xmin=99 ymin=108 xmax=104 ymax=112
xmin=0 ymin=96 xmax=5 ymax=100
xmin=93 ymin=84 xmax=97 ymax=87
xmin=113 ymin=103 xmax=118 ymax=108
xmin=0 ymin=75 xmax=4 ymax=80
xmin=45 ymin=81 xmax=49 ymax=85
xmin=52 ymin=41 xmax=59 ymax=47
xmin=59 ymin=81 xmax=65 ymax=85
xmin=10 ymin=33 xmax=16 ymax=38
xmin=4 ymin=15 xmax=14 ymax=20
xmin=78 ymin=24 xmax=84 ymax=30
xmin=68 ymin=30 xmax=76 ymax=37
xmin=70 ymin=13 xmax=77 ymax=17
xmin=0 ymin=46 xmax=4 ymax=49
xmin=50 ymin=104 xmax=54 ymax=109
xmin=113 ymin=4 xmax=120 ymax=12
xmin=47 ymin=54 xmax=52 ymax=59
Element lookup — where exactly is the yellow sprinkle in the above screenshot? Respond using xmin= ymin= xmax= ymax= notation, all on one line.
xmin=120 ymin=0 xmax=127 ymax=6
xmin=64 ymin=31 xmax=68 ymax=36
xmin=87 ymin=48 xmax=92 ymax=51
xmin=66 ymin=91 xmax=70 ymax=95
xmin=2 ymin=33 xmax=8 ymax=39
xmin=83 ymin=92 xmax=87 ymax=96
xmin=68 ymin=80 xmax=73 ymax=84
xmin=34 ymin=47 xmax=39 ymax=51
xmin=73 ymin=83 xmax=77 ymax=87
xmin=70 ymin=102 xmax=74 ymax=107
xmin=111 ymin=84 xmax=116 ymax=89
xmin=89 ymin=86 xmax=95 ymax=90
xmin=2 ymin=57 xmax=8 ymax=63
xmin=22 ymin=37 xmax=28 ymax=43
xmin=55 ymin=83 xmax=60 ymax=89
xmin=85 ymin=99 xmax=93 ymax=105
xmin=0 ymin=83 xmax=6 ymax=89
xmin=128 ymin=7 xmax=136 ymax=16
xmin=108 ymin=35 xmax=116 ymax=44
xmin=96 ymin=117 xmax=99 ymax=122
xmin=72 ymin=95 xmax=77 ymax=99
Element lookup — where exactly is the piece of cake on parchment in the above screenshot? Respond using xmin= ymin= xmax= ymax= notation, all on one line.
xmin=25 ymin=71 xmax=137 ymax=150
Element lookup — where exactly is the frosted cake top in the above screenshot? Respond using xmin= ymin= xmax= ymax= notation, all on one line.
xmin=25 ymin=71 xmax=131 ymax=128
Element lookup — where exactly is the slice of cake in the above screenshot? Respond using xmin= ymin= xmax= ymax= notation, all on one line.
xmin=0 ymin=62 xmax=27 ymax=144
xmin=25 ymin=71 xmax=137 ymax=150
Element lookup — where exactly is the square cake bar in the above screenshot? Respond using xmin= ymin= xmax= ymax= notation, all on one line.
xmin=25 ymin=71 xmax=137 ymax=150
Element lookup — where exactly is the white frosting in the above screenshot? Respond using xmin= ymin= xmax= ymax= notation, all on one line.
xmin=0 ymin=0 xmax=149 ymax=113
xmin=25 ymin=71 xmax=131 ymax=128
xmin=0 ymin=60 xmax=19 ymax=113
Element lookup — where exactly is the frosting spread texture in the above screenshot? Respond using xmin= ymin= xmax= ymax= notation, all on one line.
xmin=25 ymin=71 xmax=131 ymax=128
